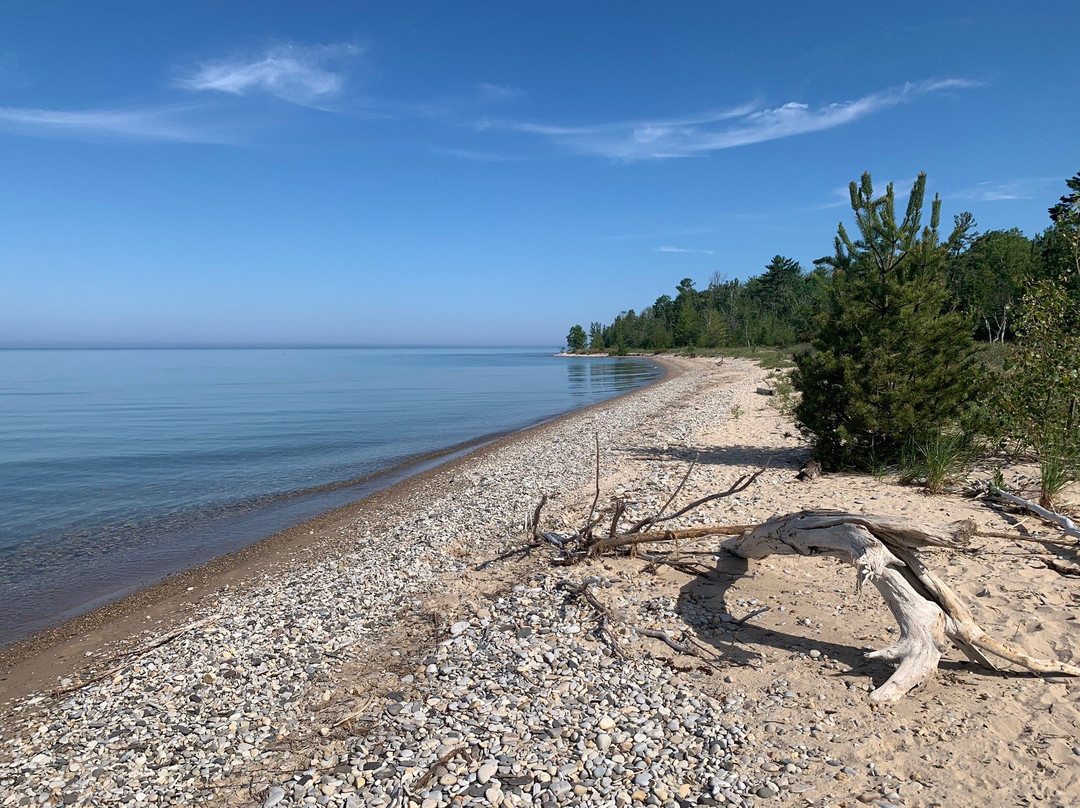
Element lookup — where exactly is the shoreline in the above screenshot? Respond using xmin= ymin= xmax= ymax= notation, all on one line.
xmin=3 ymin=355 xmax=1077 ymax=807
xmin=0 ymin=355 xmax=676 ymax=705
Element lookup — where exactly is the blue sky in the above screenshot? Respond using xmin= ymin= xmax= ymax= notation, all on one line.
xmin=1 ymin=1 xmax=1077 ymax=347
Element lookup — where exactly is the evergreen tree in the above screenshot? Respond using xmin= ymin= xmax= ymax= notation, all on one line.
xmin=999 ymin=173 xmax=1080 ymax=505
xmin=672 ymin=278 xmax=702 ymax=346
xmin=1045 ymin=171 xmax=1080 ymax=284
xmin=755 ymin=255 xmax=803 ymax=319
xmin=566 ymin=324 xmax=587 ymax=352
xmin=793 ymin=172 xmax=977 ymax=469
xmin=588 ymin=322 xmax=605 ymax=350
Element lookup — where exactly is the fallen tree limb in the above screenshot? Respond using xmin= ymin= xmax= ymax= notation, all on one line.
xmin=973 ymin=529 xmax=1062 ymax=546
xmin=532 ymin=445 xmax=1078 ymax=701
xmin=1044 ymin=557 xmax=1080 ymax=576
xmin=588 ymin=524 xmax=754 ymax=556
xmin=722 ymin=511 xmax=1080 ymax=702
xmin=987 ymin=485 xmax=1080 ymax=541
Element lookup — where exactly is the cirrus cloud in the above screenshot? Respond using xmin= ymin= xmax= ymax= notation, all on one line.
xmin=174 ymin=42 xmax=363 ymax=107
xmin=657 ymin=246 xmax=715 ymax=255
xmin=0 ymin=103 xmax=240 ymax=143
xmin=482 ymin=79 xmax=982 ymax=161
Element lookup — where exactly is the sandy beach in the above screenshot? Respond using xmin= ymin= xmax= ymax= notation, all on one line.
xmin=2 ymin=357 xmax=1078 ymax=808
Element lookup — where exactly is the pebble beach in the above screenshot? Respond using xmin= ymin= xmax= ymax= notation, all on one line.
xmin=2 ymin=357 xmax=1078 ymax=808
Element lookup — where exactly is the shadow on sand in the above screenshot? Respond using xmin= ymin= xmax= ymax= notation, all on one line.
xmin=672 ymin=551 xmax=1026 ymax=691
xmin=625 ymin=443 xmax=808 ymax=471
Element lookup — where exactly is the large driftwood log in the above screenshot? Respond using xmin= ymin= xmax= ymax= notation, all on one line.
xmin=722 ymin=510 xmax=1080 ymax=702
xmin=522 ymin=447 xmax=1079 ymax=701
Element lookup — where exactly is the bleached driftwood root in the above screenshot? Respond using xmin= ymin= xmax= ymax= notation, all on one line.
xmin=722 ymin=510 xmax=1080 ymax=702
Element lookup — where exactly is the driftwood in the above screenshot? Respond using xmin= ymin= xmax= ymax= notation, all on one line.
xmin=987 ymin=484 xmax=1080 ymax=541
xmin=520 ymin=444 xmax=1080 ymax=701
xmin=722 ymin=511 xmax=1080 ymax=702
xmin=530 ymin=461 xmax=763 ymax=563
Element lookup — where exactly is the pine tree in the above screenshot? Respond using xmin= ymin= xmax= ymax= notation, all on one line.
xmin=566 ymin=324 xmax=587 ymax=352
xmin=793 ymin=172 xmax=977 ymax=469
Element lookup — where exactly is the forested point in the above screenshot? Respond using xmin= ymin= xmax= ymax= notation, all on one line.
xmin=568 ymin=178 xmax=1077 ymax=355
xmin=566 ymin=171 xmax=1080 ymax=485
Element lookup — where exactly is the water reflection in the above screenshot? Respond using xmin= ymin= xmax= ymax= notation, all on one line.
xmin=565 ymin=357 xmax=659 ymax=397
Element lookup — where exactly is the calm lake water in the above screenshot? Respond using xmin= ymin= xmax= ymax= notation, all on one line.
xmin=0 ymin=348 xmax=661 ymax=647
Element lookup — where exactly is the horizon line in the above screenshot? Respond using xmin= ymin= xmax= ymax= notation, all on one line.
xmin=0 ymin=342 xmax=565 ymax=351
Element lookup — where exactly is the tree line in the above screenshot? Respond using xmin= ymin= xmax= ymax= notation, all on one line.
xmin=567 ymin=171 xmax=1080 ymax=503
xmin=566 ymin=177 xmax=1078 ymax=355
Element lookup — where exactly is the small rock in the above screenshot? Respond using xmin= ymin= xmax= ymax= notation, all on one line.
xmin=477 ymin=761 xmax=498 ymax=785
xmin=263 ymin=787 xmax=285 ymax=808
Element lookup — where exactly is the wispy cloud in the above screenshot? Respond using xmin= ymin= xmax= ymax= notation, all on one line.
xmin=486 ymin=79 xmax=981 ymax=161
xmin=601 ymin=226 xmax=716 ymax=242
xmin=950 ymin=177 xmax=1059 ymax=202
xmin=175 ymin=42 xmax=362 ymax=107
xmin=658 ymin=246 xmax=715 ymax=255
xmin=485 ymin=102 xmax=759 ymax=139
xmin=437 ymin=147 xmax=528 ymax=162
xmin=476 ymin=82 xmax=524 ymax=102
xmin=0 ymin=104 xmax=239 ymax=143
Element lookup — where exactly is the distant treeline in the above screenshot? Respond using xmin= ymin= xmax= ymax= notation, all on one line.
xmin=567 ymin=213 xmax=1079 ymax=353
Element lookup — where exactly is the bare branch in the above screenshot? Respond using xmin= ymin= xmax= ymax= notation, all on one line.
xmin=987 ymin=485 xmax=1080 ymax=541
xmin=50 ymin=614 xmax=221 ymax=697
xmin=631 ymin=456 xmax=698 ymax=533
xmin=528 ymin=494 xmax=548 ymax=539
xmin=640 ymin=468 xmax=766 ymax=531
xmin=584 ymin=434 xmax=601 ymax=532
xmin=608 ymin=499 xmax=626 ymax=538
xmin=635 ymin=627 xmax=692 ymax=655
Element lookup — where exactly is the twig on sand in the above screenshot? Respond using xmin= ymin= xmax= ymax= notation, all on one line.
xmin=413 ymin=744 xmax=469 ymax=792
xmin=50 ymin=614 xmax=221 ymax=697
xmin=557 ymin=578 xmax=725 ymax=666
xmin=733 ymin=606 xmax=770 ymax=626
